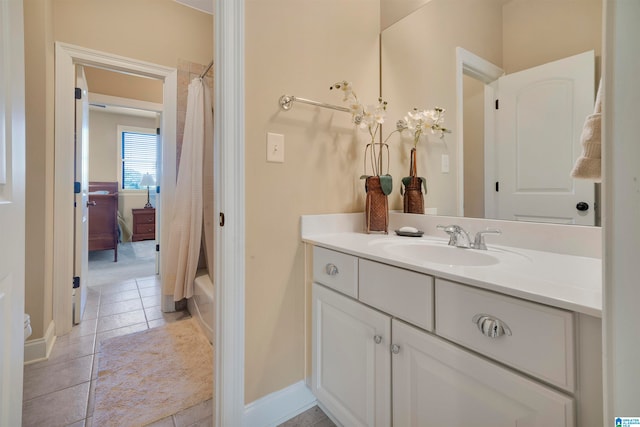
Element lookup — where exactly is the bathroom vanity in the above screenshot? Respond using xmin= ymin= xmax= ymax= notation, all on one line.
xmin=303 ymin=213 xmax=602 ymax=427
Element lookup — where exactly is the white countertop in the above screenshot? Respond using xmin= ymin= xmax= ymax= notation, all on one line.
xmin=303 ymin=231 xmax=602 ymax=317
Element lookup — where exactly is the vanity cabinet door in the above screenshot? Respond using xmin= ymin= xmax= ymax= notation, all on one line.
xmin=392 ymin=320 xmax=575 ymax=427
xmin=312 ymin=283 xmax=391 ymax=427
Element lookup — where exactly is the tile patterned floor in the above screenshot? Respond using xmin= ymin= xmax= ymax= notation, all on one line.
xmin=22 ymin=275 xmax=209 ymax=427
xmin=22 ymin=241 xmax=330 ymax=427
xmin=278 ymin=405 xmax=336 ymax=427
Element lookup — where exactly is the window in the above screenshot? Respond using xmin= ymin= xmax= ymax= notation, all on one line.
xmin=119 ymin=127 xmax=157 ymax=190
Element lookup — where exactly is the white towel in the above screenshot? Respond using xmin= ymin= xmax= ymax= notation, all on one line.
xmin=570 ymin=79 xmax=602 ymax=182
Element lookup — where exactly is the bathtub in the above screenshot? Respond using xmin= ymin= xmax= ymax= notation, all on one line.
xmin=189 ymin=270 xmax=214 ymax=344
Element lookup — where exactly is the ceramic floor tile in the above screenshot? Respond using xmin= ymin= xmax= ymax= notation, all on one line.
xmin=86 ymin=417 xmax=93 ymax=427
xmin=137 ymin=276 xmax=160 ymax=289
xmin=87 ymin=380 xmax=96 ymax=417
xmin=22 ymin=382 xmax=90 ymax=427
xmin=98 ymin=280 xmax=138 ymax=295
xmin=173 ymin=398 xmax=213 ymax=427
xmin=23 ymin=354 xmax=93 ymax=401
xmin=99 ymin=298 xmax=143 ymax=317
xmin=67 ymin=318 xmax=98 ymax=340
xmin=142 ymin=294 xmax=162 ymax=308
xmin=99 ymin=289 xmax=141 ymax=305
xmin=82 ymin=302 xmax=100 ymax=321
xmin=66 ymin=420 xmax=85 ymax=427
xmin=278 ymin=406 xmax=333 ymax=427
xmin=33 ymin=334 xmax=95 ymax=368
xmin=139 ymin=285 xmax=161 ymax=297
xmin=96 ymin=309 xmax=147 ymax=333
xmin=96 ymin=322 xmax=148 ymax=348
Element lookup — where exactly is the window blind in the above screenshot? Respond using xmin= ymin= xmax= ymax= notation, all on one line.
xmin=122 ymin=131 xmax=157 ymax=189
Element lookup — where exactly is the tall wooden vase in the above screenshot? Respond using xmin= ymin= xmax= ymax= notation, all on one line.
xmin=365 ymin=176 xmax=389 ymax=233
xmin=402 ymin=148 xmax=425 ymax=214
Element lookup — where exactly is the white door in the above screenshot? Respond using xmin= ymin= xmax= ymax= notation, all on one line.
xmin=73 ymin=66 xmax=89 ymax=324
xmin=392 ymin=320 xmax=574 ymax=427
xmin=312 ymin=283 xmax=391 ymax=427
xmin=0 ymin=0 xmax=27 ymax=424
xmin=494 ymin=51 xmax=595 ymax=225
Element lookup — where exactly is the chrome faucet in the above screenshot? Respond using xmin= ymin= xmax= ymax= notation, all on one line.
xmin=437 ymin=225 xmax=501 ymax=250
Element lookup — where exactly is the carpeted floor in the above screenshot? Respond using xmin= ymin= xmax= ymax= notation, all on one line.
xmin=93 ymin=318 xmax=213 ymax=427
xmin=89 ymin=240 xmax=156 ymax=287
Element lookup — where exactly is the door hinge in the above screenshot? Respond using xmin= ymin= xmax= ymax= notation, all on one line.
xmin=74 ymin=181 xmax=81 ymax=194
xmin=73 ymin=276 xmax=80 ymax=289
xmin=495 ymin=99 xmax=499 ymax=110
xmin=219 ymin=212 xmax=225 ymax=227
xmin=75 ymin=87 xmax=82 ymax=100
xmin=156 ymin=127 xmax=161 ymax=135
xmin=495 ymin=182 xmax=499 ymax=192
xmin=156 ymin=185 xmax=160 ymax=194
xmin=156 ymin=244 xmax=160 ymax=252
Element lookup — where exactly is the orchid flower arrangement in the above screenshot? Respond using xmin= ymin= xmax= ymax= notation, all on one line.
xmin=330 ymin=80 xmax=400 ymax=178
xmin=399 ymin=107 xmax=451 ymax=148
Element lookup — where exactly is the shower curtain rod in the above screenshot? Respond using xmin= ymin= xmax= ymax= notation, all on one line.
xmin=278 ymin=94 xmax=351 ymax=113
xmin=199 ymin=60 xmax=213 ymax=79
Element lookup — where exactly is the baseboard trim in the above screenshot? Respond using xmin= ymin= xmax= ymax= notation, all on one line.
xmin=244 ymin=380 xmax=317 ymax=427
xmin=24 ymin=320 xmax=56 ymax=364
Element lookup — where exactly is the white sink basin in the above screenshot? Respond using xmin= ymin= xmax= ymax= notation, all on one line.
xmin=384 ymin=241 xmax=500 ymax=267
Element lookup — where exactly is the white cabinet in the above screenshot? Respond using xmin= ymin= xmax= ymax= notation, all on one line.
xmin=392 ymin=320 xmax=574 ymax=427
xmin=312 ymin=283 xmax=391 ymax=427
xmin=310 ymin=248 xmax=588 ymax=427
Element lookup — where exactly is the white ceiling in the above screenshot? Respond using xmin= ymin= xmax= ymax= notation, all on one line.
xmin=174 ymin=0 xmax=213 ymax=15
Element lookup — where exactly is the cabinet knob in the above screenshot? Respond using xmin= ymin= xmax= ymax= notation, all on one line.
xmin=325 ymin=263 xmax=339 ymax=276
xmin=472 ymin=314 xmax=512 ymax=338
xmin=390 ymin=344 xmax=400 ymax=354
xmin=374 ymin=335 xmax=382 ymax=344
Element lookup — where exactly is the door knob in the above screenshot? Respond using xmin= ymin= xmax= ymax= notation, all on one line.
xmin=87 ymin=201 xmax=97 ymax=207
xmin=576 ymin=202 xmax=589 ymax=211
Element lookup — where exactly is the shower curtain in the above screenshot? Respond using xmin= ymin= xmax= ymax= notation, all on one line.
xmin=165 ymin=77 xmax=213 ymax=301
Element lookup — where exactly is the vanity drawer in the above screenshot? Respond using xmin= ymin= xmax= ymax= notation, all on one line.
xmin=359 ymin=259 xmax=434 ymax=331
xmin=313 ymin=246 xmax=358 ymax=298
xmin=435 ymin=279 xmax=575 ymax=392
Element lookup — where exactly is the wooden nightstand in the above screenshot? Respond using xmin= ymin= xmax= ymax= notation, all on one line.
xmin=132 ymin=208 xmax=155 ymax=241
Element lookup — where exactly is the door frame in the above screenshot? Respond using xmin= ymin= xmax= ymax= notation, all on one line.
xmin=454 ymin=47 xmax=503 ymax=217
xmin=214 ymin=1 xmax=246 ymax=425
xmin=53 ymin=42 xmax=177 ymax=335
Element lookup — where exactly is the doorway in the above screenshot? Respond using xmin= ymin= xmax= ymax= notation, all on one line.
xmin=83 ymin=68 xmax=163 ymax=293
xmin=53 ymin=42 xmax=178 ymax=337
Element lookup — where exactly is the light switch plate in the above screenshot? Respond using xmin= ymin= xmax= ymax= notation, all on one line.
xmin=267 ymin=132 xmax=285 ymax=163
xmin=441 ymin=154 xmax=450 ymax=173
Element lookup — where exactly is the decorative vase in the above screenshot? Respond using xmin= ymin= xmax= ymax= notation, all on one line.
xmin=402 ymin=148 xmax=426 ymax=214
xmin=365 ymin=175 xmax=389 ymax=234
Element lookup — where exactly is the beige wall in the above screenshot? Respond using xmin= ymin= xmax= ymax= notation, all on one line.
xmin=52 ymin=0 xmax=213 ymax=68
xmin=503 ymin=0 xmax=602 ymax=76
xmin=245 ymin=0 xmax=380 ymax=403
xmin=85 ymin=67 xmax=164 ymax=104
xmin=23 ymin=0 xmax=213 ymax=341
xmin=382 ymin=0 xmax=504 ymax=216
xmin=463 ymin=75 xmax=485 ymax=218
xmin=24 ymin=0 xmax=55 ymax=340
xmin=380 ymin=0 xmax=431 ymax=30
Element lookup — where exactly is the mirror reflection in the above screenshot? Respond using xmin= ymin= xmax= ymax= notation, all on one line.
xmin=381 ymin=0 xmax=602 ymax=226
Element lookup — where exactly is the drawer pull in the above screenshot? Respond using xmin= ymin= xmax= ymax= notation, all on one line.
xmin=472 ymin=314 xmax=512 ymax=338
xmin=390 ymin=344 xmax=400 ymax=354
xmin=374 ymin=335 xmax=382 ymax=344
xmin=325 ymin=263 xmax=339 ymax=276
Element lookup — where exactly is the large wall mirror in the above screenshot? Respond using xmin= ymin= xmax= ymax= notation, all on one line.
xmin=381 ymin=0 xmax=602 ymax=226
